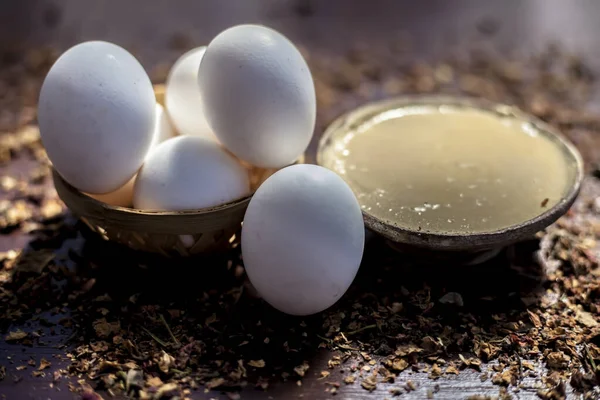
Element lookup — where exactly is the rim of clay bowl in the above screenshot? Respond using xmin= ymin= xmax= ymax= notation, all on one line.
xmin=316 ymin=94 xmax=584 ymax=251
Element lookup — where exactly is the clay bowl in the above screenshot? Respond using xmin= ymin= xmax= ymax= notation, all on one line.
xmin=317 ymin=95 xmax=584 ymax=265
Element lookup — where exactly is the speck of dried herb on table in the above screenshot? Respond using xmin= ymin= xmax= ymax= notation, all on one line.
xmin=0 ymin=38 xmax=599 ymax=400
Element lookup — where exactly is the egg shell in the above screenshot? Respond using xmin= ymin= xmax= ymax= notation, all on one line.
xmin=87 ymin=175 xmax=136 ymax=208
xmin=87 ymin=103 xmax=175 ymax=207
xmin=165 ymin=46 xmax=215 ymax=139
xmin=38 ymin=41 xmax=156 ymax=194
xmin=241 ymin=164 xmax=365 ymax=316
xmin=133 ymin=135 xmax=250 ymax=211
xmin=149 ymin=103 xmax=176 ymax=149
xmin=198 ymin=24 xmax=316 ymax=169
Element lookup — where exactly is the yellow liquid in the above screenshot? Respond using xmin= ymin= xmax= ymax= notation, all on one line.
xmin=320 ymin=106 xmax=573 ymax=234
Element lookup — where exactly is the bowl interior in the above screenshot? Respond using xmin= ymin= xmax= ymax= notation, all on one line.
xmin=317 ymin=95 xmax=584 ymax=251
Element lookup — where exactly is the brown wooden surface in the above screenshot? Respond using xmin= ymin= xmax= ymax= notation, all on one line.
xmin=1 ymin=1 xmax=600 ymax=399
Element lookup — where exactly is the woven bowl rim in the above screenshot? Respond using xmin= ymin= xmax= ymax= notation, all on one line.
xmin=52 ymin=168 xmax=254 ymax=234
xmin=52 ymin=148 xmax=305 ymax=234
xmin=53 ymin=167 xmax=252 ymax=216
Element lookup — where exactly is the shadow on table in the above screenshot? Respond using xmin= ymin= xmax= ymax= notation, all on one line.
xmin=359 ymin=234 xmax=546 ymax=313
xmin=3 ymin=213 xmax=547 ymax=396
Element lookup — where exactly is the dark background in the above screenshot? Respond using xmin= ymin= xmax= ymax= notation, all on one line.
xmin=2 ymin=0 xmax=600 ymax=79
xmin=4 ymin=0 xmax=599 ymax=154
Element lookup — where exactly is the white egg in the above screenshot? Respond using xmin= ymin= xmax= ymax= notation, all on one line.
xmin=38 ymin=41 xmax=156 ymax=194
xmin=149 ymin=103 xmax=176 ymax=149
xmin=241 ymin=164 xmax=365 ymax=316
xmin=165 ymin=46 xmax=215 ymax=139
xmin=87 ymin=103 xmax=175 ymax=207
xmin=87 ymin=175 xmax=137 ymax=208
xmin=133 ymin=135 xmax=250 ymax=211
xmin=198 ymin=24 xmax=316 ymax=169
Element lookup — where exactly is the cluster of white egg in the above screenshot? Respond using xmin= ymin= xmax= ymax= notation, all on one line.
xmin=38 ymin=24 xmax=365 ymax=316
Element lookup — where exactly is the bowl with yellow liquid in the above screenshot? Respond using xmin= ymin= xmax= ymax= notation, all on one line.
xmin=317 ymin=95 xmax=583 ymax=264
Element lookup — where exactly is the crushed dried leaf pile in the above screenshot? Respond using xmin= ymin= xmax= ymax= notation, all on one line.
xmin=0 ymin=30 xmax=600 ymax=400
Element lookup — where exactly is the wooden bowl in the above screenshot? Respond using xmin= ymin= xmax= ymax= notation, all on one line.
xmin=52 ymin=84 xmax=303 ymax=256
